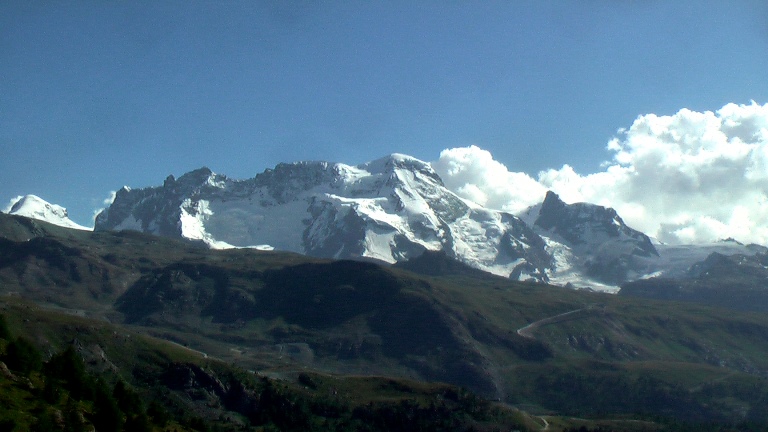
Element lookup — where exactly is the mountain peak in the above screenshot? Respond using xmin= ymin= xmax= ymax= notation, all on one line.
xmin=362 ymin=153 xmax=443 ymax=185
xmin=718 ymin=237 xmax=744 ymax=245
xmin=535 ymin=191 xmax=567 ymax=230
xmin=183 ymin=166 xmax=213 ymax=176
xmin=542 ymin=190 xmax=562 ymax=202
xmin=176 ymin=167 xmax=218 ymax=186
xmin=535 ymin=192 xmax=628 ymax=242
xmin=5 ymin=195 xmax=90 ymax=231
xmin=525 ymin=190 xmax=659 ymax=286
xmin=364 ymin=153 xmax=424 ymax=169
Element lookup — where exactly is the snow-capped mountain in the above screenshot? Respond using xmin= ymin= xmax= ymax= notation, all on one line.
xmin=650 ymin=240 xmax=767 ymax=280
xmin=95 ymin=154 xmax=552 ymax=281
xmin=519 ymin=191 xmax=659 ymax=288
xmin=4 ymin=195 xmax=90 ymax=231
xmin=620 ymin=248 xmax=768 ymax=312
xmin=9 ymin=154 xmax=767 ymax=291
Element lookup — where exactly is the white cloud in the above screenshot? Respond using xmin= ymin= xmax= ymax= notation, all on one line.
xmin=433 ymin=101 xmax=768 ymax=245
xmin=103 ymin=190 xmax=117 ymax=206
xmin=91 ymin=190 xmax=118 ymax=223
xmin=431 ymin=145 xmax=547 ymax=214
xmin=2 ymin=196 xmax=23 ymax=214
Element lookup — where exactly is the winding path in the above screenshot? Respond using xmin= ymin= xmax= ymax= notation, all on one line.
xmin=538 ymin=415 xmax=549 ymax=431
xmin=516 ymin=305 xmax=600 ymax=340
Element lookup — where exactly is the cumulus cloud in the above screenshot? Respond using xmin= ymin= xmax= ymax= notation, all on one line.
xmin=431 ymin=145 xmax=547 ymax=214
xmin=432 ymin=101 xmax=768 ymax=245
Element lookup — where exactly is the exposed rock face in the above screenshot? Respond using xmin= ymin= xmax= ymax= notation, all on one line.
xmin=535 ymin=191 xmax=657 ymax=256
xmin=524 ymin=191 xmax=659 ymax=286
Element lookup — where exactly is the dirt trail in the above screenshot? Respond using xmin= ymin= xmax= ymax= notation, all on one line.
xmin=539 ymin=415 xmax=549 ymax=430
xmin=516 ymin=305 xmax=599 ymax=340
xmin=166 ymin=340 xmax=211 ymax=359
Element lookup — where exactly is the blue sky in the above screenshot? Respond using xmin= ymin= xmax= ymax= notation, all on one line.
xmin=2 ymin=1 xmax=768 ymax=227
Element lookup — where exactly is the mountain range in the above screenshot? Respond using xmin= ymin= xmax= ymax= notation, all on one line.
xmin=5 ymin=153 xmax=766 ymax=291
xmin=5 ymin=156 xmax=768 ymax=428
